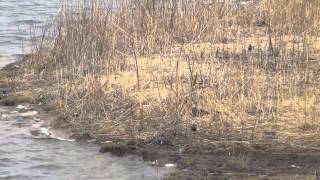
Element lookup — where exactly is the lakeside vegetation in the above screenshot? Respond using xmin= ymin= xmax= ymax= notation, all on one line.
xmin=8 ymin=0 xmax=320 ymax=178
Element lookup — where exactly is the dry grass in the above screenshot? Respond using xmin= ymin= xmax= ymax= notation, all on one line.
xmin=22 ymin=0 xmax=320 ymax=146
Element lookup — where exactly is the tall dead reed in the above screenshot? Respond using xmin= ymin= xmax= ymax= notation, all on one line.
xmin=25 ymin=0 xmax=320 ymax=143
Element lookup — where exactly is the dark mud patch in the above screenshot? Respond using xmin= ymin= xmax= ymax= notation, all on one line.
xmin=162 ymin=143 xmax=320 ymax=179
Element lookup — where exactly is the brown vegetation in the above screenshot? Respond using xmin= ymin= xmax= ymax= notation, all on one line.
xmin=12 ymin=0 xmax=320 ymax=178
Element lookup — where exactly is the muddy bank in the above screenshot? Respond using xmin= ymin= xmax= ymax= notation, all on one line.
xmin=2 ymin=59 xmax=320 ymax=180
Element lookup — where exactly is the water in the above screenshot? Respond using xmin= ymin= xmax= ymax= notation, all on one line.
xmin=0 ymin=1 xmax=173 ymax=179
xmin=0 ymin=106 xmax=172 ymax=179
xmin=0 ymin=0 xmax=60 ymax=67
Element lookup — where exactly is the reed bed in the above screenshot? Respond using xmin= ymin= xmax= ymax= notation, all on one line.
xmin=24 ymin=0 xmax=320 ymax=145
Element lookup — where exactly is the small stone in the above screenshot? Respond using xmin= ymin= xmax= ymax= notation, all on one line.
xmin=0 ymin=96 xmax=33 ymax=106
xmin=126 ymin=139 xmax=136 ymax=146
xmin=213 ymin=148 xmax=225 ymax=154
xmin=99 ymin=143 xmax=130 ymax=156
xmin=70 ymin=132 xmax=93 ymax=141
xmin=30 ymin=129 xmax=42 ymax=136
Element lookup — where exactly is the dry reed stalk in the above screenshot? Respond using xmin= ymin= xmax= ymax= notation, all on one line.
xmin=22 ymin=0 xmax=320 ymax=143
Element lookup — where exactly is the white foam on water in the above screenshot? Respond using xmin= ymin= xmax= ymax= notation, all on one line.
xmin=31 ymin=121 xmax=75 ymax=142
xmin=31 ymin=120 xmax=44 ymax=129
xmin=16 ymin=105 xmax=31 ymax=110
xmin=1 ymin=114 xmax=9 ymax=118
xmin=31 ymin=126 xmax=73 ymax=141
xmin=88 ymin=139 xmax=97 ymax=143
xmin=33 ymin=118 xmax=41 ymax=122
xmin=49 ymin=133 xmax=75 ymax=142
xmin=290 ymin=164 xmax=300 ymax=169
xmin=3 ymin=110 xmax=38 ymax=118
xmin=18 ymin=111 xmax=38 ymax=117
xmin=165 ymin=164 xmax=177 ymax=167
xmin=39 ymin=127 xmax=50 ymax=136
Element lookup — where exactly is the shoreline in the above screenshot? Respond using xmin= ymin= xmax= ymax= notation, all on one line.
xmin=1 ymin=0 xmax=319 ymax=179
xmin=1 ymin=58 xmax=320 ymax=179
xmin=0 ymin=59 xmax=181 ymax=176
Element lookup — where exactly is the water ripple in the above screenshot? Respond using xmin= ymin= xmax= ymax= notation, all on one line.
xmin=0 ymin=158 xmax=18 ymax=166
xmin=27 ymin=164 xmax=62 ymax=170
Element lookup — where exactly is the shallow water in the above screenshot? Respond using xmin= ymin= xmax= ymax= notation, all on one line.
xmin=0 ymin=106 xmax=173 ymax=179
xmin=0 ymin=1 xmax=173 ymax=179
xmin=0 ymin=0 xmax=60 ymax=67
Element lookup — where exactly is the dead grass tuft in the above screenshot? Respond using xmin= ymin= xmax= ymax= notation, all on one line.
xmin=21 ymin=0 xmax=320 ymax=146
